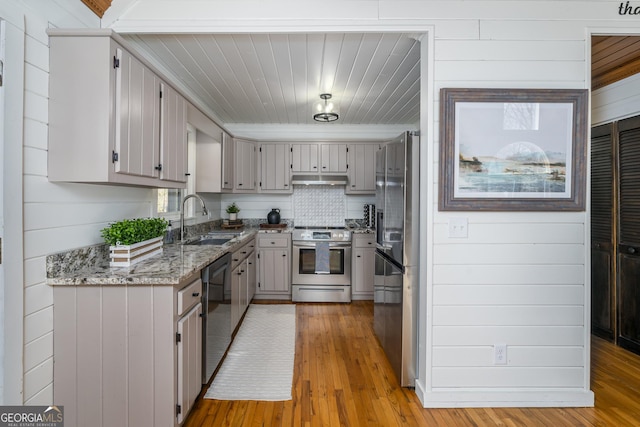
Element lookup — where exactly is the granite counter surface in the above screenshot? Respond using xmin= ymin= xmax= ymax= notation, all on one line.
xmin=350 ymin=227 xmax=376 ymax=234
xmin=47 ymin=230 xmax=258 ymax=286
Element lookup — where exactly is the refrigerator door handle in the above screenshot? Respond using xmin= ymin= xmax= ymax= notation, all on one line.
xmin=376 ymin=210 xmax=384 ymax=246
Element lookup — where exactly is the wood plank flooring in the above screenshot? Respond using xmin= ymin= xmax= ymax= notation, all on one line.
xmin=185 ymin=301 xmax=640 ymax=426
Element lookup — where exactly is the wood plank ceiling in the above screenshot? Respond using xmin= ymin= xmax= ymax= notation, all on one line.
xmin=122 ymin=33 xmax=421 ymax=126
xmin=592 ymin=36 xmax=640 ymax=90
xmin=121 ymin=33 xmax=638 ymax=126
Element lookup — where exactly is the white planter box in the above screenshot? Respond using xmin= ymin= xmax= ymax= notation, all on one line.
xmin=109 ymin=236 xmax=163 ymax=267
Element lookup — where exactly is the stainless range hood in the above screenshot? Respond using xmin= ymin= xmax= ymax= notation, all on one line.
xmin=291 ymin=175 xmax=349 ymax=185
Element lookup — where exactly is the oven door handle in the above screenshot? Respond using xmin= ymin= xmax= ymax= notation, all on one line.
xmin=293 ymin=242 xmax=352 ymax=248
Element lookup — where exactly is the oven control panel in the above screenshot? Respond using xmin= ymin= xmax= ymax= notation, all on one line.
xmin=293 ymin=228 xmax=351 ymax=242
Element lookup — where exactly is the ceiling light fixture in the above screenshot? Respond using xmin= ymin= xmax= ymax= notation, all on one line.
xmin=313 ymin=93 xmax=339 ymax=122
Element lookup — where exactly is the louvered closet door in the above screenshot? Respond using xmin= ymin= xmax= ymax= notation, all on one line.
xmin=591 ymin=123 xmax=615 ymax=340
xmin=617 ymin=115 xmax=640 ymax=353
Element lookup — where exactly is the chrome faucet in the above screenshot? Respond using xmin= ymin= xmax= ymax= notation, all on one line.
xmin=180 ymin=194 xmax=209 ymax=242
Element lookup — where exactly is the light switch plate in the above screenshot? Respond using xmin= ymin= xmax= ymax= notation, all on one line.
xmin=448 ymin=217 xmax=468 ymax=238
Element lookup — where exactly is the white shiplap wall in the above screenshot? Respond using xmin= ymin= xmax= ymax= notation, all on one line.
xmin=107 ymin=0 xmax=613 ymax=408
xmin=3 ymin=0 xmax=156 ymax=405
xmin=425 ymin=10 xmax=593 ymax=406
xmin=424 ymin=13 xmax=593 ymax=406
xmin=12 ymin=0 xmax=640 ymax=410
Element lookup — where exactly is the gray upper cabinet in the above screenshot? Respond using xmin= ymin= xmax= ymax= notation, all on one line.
xmin=291 ymin=144 xmax=319 ymax=173
xmin=234 ymin=139 xmax=256 ymax=192
xmin=291 ymin=143 xmax=349 ymax=175
xmin=48 ymin=30 xmax=188 ymax=189
xmin=221 ymin=132 xmax=235 ymax=191
xmin=160 ymin=83 xmax=188 ymax=183
xmin=291 ymin=143 xmax=348 ymax=174
xmin=346 ymin=144 xmax=378 ymax=194
xmin=113 ymin=46 xmax=161 ymax=180
xmin=320 ymin=143 xmax=348 ymax=173
xmin=259 ymin=143 xmax=291 ymax=193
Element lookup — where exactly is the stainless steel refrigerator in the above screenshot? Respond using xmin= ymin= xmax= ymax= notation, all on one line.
xmin=374 ymin=131 xmax=419 ymax=387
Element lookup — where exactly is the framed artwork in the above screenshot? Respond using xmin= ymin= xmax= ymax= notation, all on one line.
xmin=439 ymin=88 xmax=588 ymax=211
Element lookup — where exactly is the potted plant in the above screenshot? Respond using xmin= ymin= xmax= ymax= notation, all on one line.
xmin=101 ymin=217 xmax=168 ymax=267
xmin=226 ymin=202 xmax=241 ymax=221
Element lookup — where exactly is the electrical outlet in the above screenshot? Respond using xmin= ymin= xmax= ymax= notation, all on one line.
xmin=494 ymin=343 xmax=507 ymax=365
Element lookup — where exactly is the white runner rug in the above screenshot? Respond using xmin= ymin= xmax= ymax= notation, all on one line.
xmin=204 ymin=304 xmax=296 ymax=401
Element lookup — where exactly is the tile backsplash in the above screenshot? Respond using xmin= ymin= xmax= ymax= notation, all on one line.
xmin=292 ymin=185 xmax=346 ymax=227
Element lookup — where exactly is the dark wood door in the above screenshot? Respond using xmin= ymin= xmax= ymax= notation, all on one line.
xmin=591 ymin=123 xmax=615 ymax=340
xmin=617 ymin=115 xmax=640 ymax=353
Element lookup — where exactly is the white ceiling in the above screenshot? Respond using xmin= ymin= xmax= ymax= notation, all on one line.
xmin=122 ymin=32 xmax=421 ymax=127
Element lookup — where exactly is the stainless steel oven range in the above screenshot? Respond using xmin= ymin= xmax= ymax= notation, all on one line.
xmin=292 ymin=227 xmax=352 ymax=303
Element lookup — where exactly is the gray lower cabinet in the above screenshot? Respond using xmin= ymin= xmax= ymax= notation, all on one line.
xmin=352 ymin=233 xmax=376 ymax=299
xmin=176 ymin=297 xmax=202 ymax=425
xmin=256 ymin=233 xmax=291 ymax=299
xmin=230 ymin=237 xmax=256 ymax=330
xmin=53 ymin=277 xmax=203 ymax=427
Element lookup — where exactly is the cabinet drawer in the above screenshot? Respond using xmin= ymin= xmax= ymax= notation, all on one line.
xmin=231 ymin=239 xmax=255 ymax=269
xmin=353 ymin=234 xmax=375 ymax=248
xmin=177 ymin=278 xmax=202 ymax=316
xmin=258 ymin=236 xmax=290 ymax=248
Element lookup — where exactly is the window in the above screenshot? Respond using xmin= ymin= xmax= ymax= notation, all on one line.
xmin=157 ymin=188 xmax=182 ymax=215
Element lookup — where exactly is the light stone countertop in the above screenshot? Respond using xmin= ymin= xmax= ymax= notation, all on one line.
xmin=350 ymin=228 xmax=376 ymax=235
xmin=47 ymin=230 xmax=260 ymax=286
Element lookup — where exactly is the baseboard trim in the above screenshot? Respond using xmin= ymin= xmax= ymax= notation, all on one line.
xmin=419 ymin=389 xmax=594 ymax=408
xmin=414 ymin=378 xmax=427 ymax=404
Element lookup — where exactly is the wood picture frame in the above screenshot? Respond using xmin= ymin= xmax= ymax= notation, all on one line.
xmin=439 ymin=88 xmax=588 ymax=211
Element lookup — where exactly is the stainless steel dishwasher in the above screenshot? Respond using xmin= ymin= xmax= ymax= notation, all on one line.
xmin=201 ymin=252 xmax=232 ymax=384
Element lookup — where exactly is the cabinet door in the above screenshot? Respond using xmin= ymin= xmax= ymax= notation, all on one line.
xmin=257 ymin=249 xmax=290 ymax=293
xmin=160 ymin=83 xmax=188 ymax=183
xmin=617 ymin=115 xmax=640 ymax=354
xmin=353 ymin=247 xmax=375 ymax=296
xmin=591 ymin=123 xmax=614 ymax=340
xmin=291 ymin=144 xmax=319 ymax=173
xmin=238 ymin=259 xmax=249 ymax=319
xmin=347 ymin=144 xmax=378 ymax=194
xmin=320 ymin=143 xmax=347 ymax=173
xmin=247 ymin=250 xmax=257 ymax=302
xmin=114 ymin=47 xmax=160 ymax=179
xmin=231 ymin=264 xmax=242 ymax=332
xmin=235 ymin=139 xmax=256 ymax=191
xmin=221 ymin=132 xmax=234 ymax=191
xmin=177 ymin=302 xmax=202 ymax=425
xmin=260 ymin=144 xmax=291 ymax=192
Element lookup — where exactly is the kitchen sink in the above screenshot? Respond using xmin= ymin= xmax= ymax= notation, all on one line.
xmin=183 ymin=231 xmax=244 ymax=246
xmin=185 ymin=237 xmax=232 ymax=246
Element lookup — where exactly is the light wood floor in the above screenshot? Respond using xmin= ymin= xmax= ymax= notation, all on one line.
xmin=185 ymin=301 xmax=640 ymax=426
